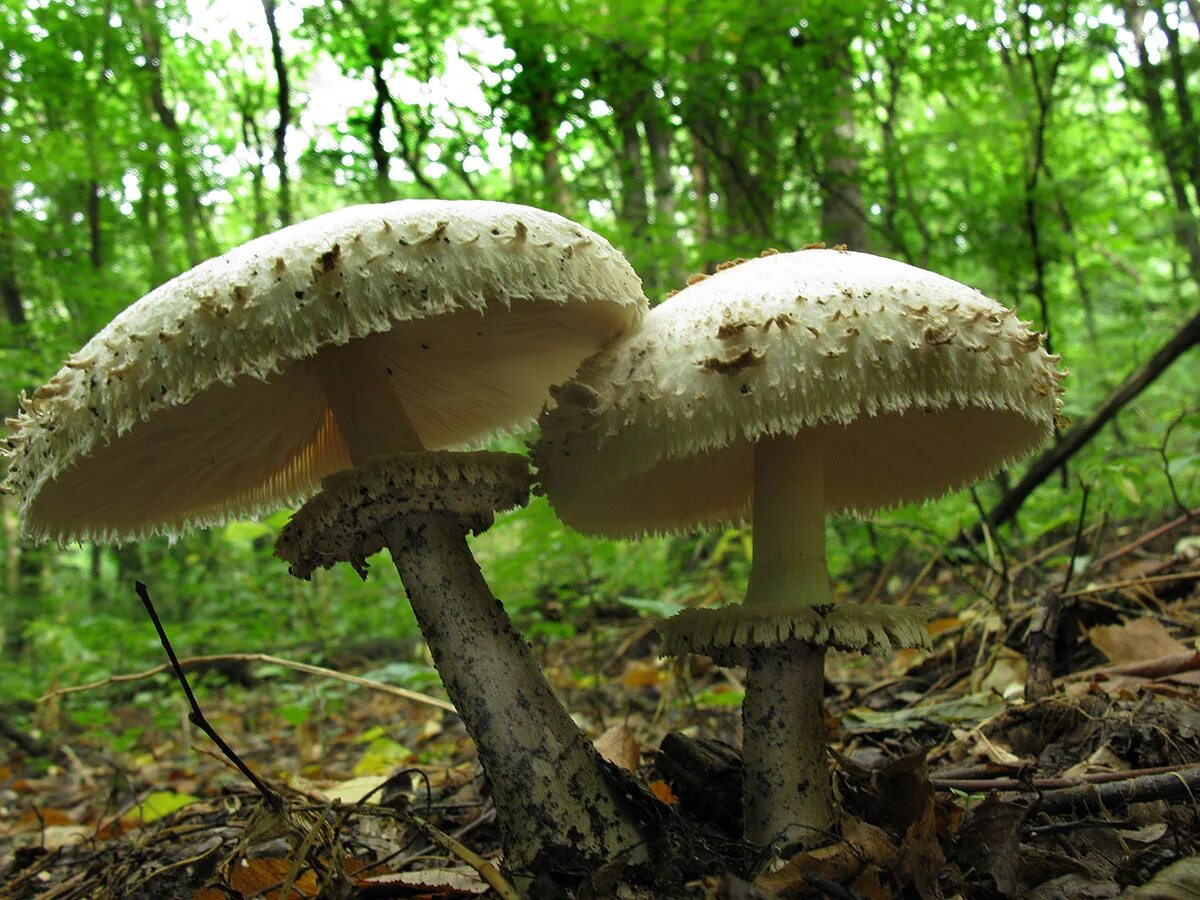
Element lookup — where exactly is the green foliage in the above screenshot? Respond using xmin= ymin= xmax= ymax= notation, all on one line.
xmin=0 ymin=0 xmax=1197 ymax=753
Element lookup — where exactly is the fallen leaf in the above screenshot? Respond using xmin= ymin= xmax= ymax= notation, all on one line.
xmin=1089 ymin=618 xmax=1188 ymax=665
xmin=594 ymin=724 xmax=640 ymax=773
xmin=122 ymin=790 xmax=198 ymax=826
xmin=979 ymin=647 xmax=1027 ymax=698
xmin=352 ymin=736 xmax=415 ymax=776
xmin=648 ymin=780 xmax=678 ymax=804
xmin=621 ymin=659 xmax=663 ymax=688
xmin=756 ymin=818 xmax=897 ymax=895
xmin=196 ymin=857 xmax=319 ymax=900
xmin=357 ymin=867 xmax=489 ymax=895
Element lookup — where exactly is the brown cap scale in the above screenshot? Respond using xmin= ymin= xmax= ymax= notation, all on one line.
xmin=535 ymin=248 xmax=1065 ymax=857
xmin=5 ymin=199 xmax=655 ymax=879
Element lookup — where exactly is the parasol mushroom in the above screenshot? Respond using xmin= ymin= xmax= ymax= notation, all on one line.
xmin=534 ymin=247 xmax=1067 ymax=859
xmin=4 ymin=200 xmax=655 ymax=879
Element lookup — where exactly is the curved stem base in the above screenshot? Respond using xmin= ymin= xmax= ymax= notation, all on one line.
xmin=383 ymin=513 xmax=647 ymax=879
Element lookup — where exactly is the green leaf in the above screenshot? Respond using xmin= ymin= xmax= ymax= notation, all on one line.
xmin=126 ymin=791 xmax=199 ymax=825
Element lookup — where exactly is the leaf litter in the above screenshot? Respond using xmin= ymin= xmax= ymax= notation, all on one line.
xmin=1 ymin=512 xmax=1199 ymax=898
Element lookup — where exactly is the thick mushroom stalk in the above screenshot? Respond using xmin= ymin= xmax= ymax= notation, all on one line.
xmin=276 ymin=448 xmax=649 ymax=878
xmin=658 ymin=434 xmax=929 ymax=857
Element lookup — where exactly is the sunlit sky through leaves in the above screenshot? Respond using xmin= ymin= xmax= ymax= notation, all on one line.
xmin=183 ymin=0 xmax=515 ymax=191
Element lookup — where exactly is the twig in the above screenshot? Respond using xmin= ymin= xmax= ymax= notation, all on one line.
xmin=404 ymin=811 xmax=520 ymax=900
xmin=1009 ymin=521 xmax=1104 ymax=578
xmin=39 ymin=652 xmax=455 ymax=714
xmin=1034 ymin=763 xmax=1200 ymax=815
xmin=933 ymin=762 xmax=1200 ymax=792
xmin=1059 ymin=480 xmax=1092 ymax=596
xmin=1061 ymin=570 xmax=1200 ymax=598
xmin=135 ymin=582 xmax=283 ymax=812
xmin=1159 ymin=410 xmax=1196 ymax=519
xmin=1092 ymin=507 xmax=1200 ymax=569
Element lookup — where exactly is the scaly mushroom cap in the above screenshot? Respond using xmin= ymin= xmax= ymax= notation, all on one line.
xmin=6 ymin=201 xmax=645 ymax=542
xmin=535 ymin=249 xmax=1067 ymax=537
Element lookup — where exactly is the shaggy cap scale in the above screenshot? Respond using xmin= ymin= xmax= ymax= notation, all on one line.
xmin=535 ymin=249 xmax=1066 ymax=537
xmin=276 ymin=450 xmax=532 ymax=580
xmin=6 ymin=200 xmax=645 ymax=542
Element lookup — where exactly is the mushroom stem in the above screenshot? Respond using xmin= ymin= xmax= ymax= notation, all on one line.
xmin=743 ymin=434 xmax=836 ymax=856
xmin=314 ymin=341 xmax=424 ymax=460
xmin=382 ymin=512 xmax=646 ymax=876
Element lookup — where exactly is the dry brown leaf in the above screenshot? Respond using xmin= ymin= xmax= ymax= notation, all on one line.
xmin=593 ymin=724 xmax=641 ymax=773
xmin=1089 ymin=618 xmax=1188 ymax=665
xmin=755 ymin=818 xmax=897 ymax=895
xmin=196 ymin=857 xmax=320 ymax=899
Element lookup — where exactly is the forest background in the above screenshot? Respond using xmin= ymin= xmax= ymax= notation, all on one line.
xmin=0 ymin=0 xmax=1197 ymax=741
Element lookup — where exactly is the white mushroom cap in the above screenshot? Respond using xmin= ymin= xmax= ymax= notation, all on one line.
xmin=535 ymin=249 xmax=1066 ymax=537
xmin=6 ymin=200 xmax=646 ymax=542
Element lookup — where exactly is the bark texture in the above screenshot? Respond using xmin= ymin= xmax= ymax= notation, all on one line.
xmin=383 ymin=513 xmax=646 ymax=878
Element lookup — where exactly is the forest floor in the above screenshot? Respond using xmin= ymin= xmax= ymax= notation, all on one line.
xmin=2 ymin=511 xmax=1200 ymax=899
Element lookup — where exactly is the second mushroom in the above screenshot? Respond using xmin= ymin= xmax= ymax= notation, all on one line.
xmin=535 ymin=248 xmax=1066 ymax=860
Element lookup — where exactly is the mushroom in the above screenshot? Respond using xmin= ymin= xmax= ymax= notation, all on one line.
xmin=4 ymin=200 xmax=655 ymax=878
xmin=534 ymin=248 xmax=1066 ymax=859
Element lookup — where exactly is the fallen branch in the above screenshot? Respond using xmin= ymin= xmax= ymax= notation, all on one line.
xmin=1092 ymin=507 xmax=1200 ymax=569
xmin=1062 ymin=569 xmax=1200 ymax=599
xmin=1065 ymin=649 xmax=1200 ymax=682
xmin=933 ymin=762 xmax=1200 ymax=793
xmin=404 ymin=811 xmax=521 ymax=900
xmin=39 ymin=651 xmax=456 ymax=714
xmin=977 ymin=307 xmax=1200 ymax=534
xmin=1035 ymin=763 xmax=1200 ymax=815
xmin=0 ymin=712 xmax=52 ymax=757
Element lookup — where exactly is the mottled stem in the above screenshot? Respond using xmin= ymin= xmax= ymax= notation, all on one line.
xmin=743 ymin=435 xmax=836 ymax=855
xmin=383 ymin=513 xmax=646 ymax=877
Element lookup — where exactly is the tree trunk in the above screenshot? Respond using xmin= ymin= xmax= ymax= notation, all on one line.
xmin=131 ymin=0 xmax=206 ymax=266
xmin=262 ymin=0 xmax=292 ymax=226
xmin=1123 ymin=2 xmax=1200 ymax=283
xmin=643 ymin=105 xmax=685 ymax=290
xmin=0 ymin=185 xmax=25 ymax=326
xmin=817 ymin=37 xmax=866 ymax=250
xmin=367 ymin=45 xmax=396 ymax=203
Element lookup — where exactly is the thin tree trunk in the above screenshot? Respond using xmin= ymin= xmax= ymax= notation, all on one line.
xmin=817 ymin=37 xmax=867 ymax=250
xmin=263 ymin=0 xmax=292 ymax=226
xmin=0 ymin=185 xmax=25 ymax=326
xmin=131 ymin=0 xmax=205 ymax=266
xmin=616 ymin=113 xmax=649 ymax=248
xmin=242 ymin=108 xmax=268 ymax=235
xmin=685 ymin=46 xmax=714 ymax=266
xmin=643 ymin=104 xmax=685 ymax=290
xmin=367 ymin=45 xmax=396 ymax=203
